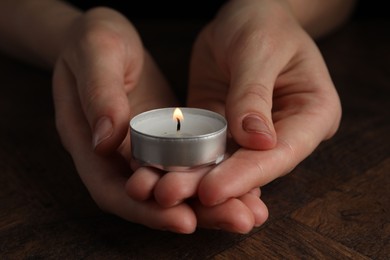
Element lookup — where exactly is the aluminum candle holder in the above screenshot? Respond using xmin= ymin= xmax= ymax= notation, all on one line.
xmin=130 ymin=107 xmax=227 ymax=171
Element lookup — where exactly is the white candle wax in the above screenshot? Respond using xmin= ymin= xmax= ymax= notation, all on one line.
xmin=131 ymin=108 xmax=226 ymax=138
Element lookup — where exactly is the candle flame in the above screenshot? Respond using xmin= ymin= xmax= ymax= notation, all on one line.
xmin=173 ymin=108 xmax=184 ymax=121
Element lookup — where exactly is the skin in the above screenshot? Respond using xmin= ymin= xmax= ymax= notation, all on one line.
xmin=0 ymin=0 xmax=356 ymax=233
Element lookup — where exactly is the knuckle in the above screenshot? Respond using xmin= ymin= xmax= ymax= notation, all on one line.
xmin=239 ymin=83 xmax=273 ymax=108
xmin=80 ymin=25 xmax=124 ymax=54
xmin=82 ymin=84 xmax=129 ymax=121
xmin=82 ymin=83 xmax=104 ymax=117
xmin=229 ymin=25 xmax=276 ymax=63
xmin=277 ymin=138 xmax=299 ymax=175
xmin=248 ymin=157 xmax=267 ymax=181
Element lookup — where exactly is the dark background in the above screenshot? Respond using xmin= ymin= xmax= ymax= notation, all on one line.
xmin=67 ymin=1 xmax=389 ymax=21
xmin=66 ymin=1 xmax=226 ymax=21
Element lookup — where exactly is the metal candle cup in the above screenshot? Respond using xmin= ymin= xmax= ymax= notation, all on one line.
xmin=130 ymin=107 xmax=227 ymax=171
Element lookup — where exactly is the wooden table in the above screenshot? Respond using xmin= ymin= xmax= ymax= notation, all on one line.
xmin=1 ymin=18 xmax=389 ymax=259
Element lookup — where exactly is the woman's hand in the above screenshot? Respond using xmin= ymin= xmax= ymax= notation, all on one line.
xmin=188 ymin=0 xmax=342 ymax=205
xmin=52 ymin=7 xmax=203 ymax=233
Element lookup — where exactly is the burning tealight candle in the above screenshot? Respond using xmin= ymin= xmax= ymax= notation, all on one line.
xmin=130 ymin=107 xmax=227 ymax=171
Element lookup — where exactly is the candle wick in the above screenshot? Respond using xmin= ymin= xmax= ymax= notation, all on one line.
xmin=177 ymin=118 xmax=181 ymax=131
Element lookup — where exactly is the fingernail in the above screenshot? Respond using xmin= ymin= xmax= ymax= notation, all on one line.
xmin=93 ymin=116 xmax=113 ymax=149
xmin=242 ymin=115 xmax=271 ymax=135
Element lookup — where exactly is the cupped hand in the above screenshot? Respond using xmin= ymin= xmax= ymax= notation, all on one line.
xmin=52 ymin=7 xmax=200 ymax=233
xmin=186 ymin=0 xmax=341 ymax=205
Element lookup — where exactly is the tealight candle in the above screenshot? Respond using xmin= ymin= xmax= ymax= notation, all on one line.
xmin=130 ymin=107 xmax=227 ymax=171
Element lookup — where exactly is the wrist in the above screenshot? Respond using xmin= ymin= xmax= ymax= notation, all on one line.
xmin=0 ymin=0 xmax=82 ymax=69
xmin=281 ymin=0 xmax=356 ymax=38
xmin=35 ymin=2 xmax=82 ymax=68
xmin=227 ymin=0 xmax=355 ymax=38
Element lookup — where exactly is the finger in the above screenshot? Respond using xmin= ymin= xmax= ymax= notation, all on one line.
xmin=153 ymin=167 xmax=211 ymax=208
xmin=67 ymin=24 xmax=144 ymax=154
xmin=80 ymin=154 xmax=197 ymax=233
xmin=224 ymin=31 xmax=294 ymax=150
xmin=192 ymin=197 xmax=256 ymax=234
xmin=125 ymin=167 xmax=162 ymax=201
xmin=249 ymin=187 xmax=261 ymax=197
xmin=53 ymin=61 xmax=196 ymax=234
xmin=238 ymin=193 xmax=268 ymax=227
xmin=87 ymin=158 xmax=197 ymax=233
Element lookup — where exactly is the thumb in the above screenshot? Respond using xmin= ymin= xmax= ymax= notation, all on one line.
xmin=72 ymin=42 xmax=143 ymax=154
xmin=226 ymin=41 xmax=280 ymax=150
